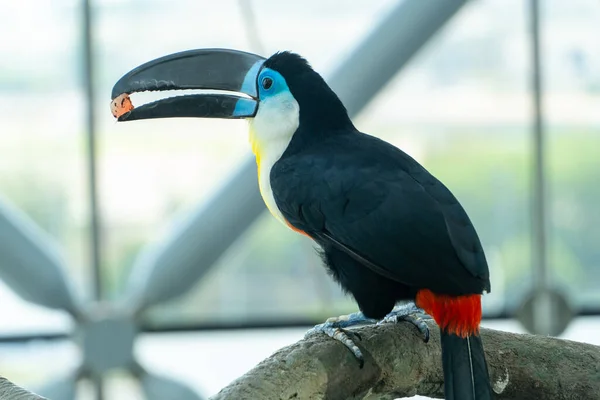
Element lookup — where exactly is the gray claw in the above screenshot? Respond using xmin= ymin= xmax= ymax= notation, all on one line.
xmin=306 ymin=312 xmax=376 ymax=367
xmin=306 ymin=322 xmax=365 ymax=366
xmin=307 ymin=305 xmax=431 ymax=368
xmin=377 ymin=303 xmax=431 ymax=343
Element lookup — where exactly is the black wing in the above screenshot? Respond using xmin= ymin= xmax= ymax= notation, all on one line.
xmin=271 ymin=133 xmax=490 ymax=296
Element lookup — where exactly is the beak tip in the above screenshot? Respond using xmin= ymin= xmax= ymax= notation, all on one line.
xmin=111 ymin=93 xmax=135 ymax=120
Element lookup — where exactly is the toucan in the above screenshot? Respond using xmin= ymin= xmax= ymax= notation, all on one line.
xmin=112 ymin=49 xmax=493 ymax=400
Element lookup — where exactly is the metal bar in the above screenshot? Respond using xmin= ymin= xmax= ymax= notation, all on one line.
xmin=139 ymin=309 xmax=594 ymax=334
xmin=328 ymin=0 xmax=467 ymax=116
xmin=529 ymin=0 xmax=551 ymax=334
xmin=3 ymin=305 xmax=600 ymax=345
xmin=0 ymin=333 xmax=69 ymax=343
xmin=82 ymin=2 xmax=103 ymax=398
xmin=0 ymin=201 xmax=81 ymax=315
xmin=138 ymin=313 xmax=524 ymax=333
xmin=238 ymin=0 xmax=265 ymax=55
xmin=82 ymin=0 xmax=102 ymax=302
xmin=91 ymin=373 xmax=104 ymax=400
xmin=124 ymin=0 xmax=469 ymax=312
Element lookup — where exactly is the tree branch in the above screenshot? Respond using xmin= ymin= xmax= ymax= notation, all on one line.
xmin=211 ymin=322 xmax=600 ymax=400
xmin=0 ymin=377 xmax=46 ymax=400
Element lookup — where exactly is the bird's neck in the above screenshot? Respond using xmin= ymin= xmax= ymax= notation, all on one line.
xmin=248 ymin=125 xmax=295 ymax=171
xmin=247 ymin=123 xmax=295 ymax=226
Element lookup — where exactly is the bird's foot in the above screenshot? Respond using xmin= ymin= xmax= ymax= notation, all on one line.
xmin=377 ymin=302 xmax=431 ymax=342
xmin=306 ymin=304 xmax=431 ymax=367
xmin=305 ymin=312 xmax=377 ymax=367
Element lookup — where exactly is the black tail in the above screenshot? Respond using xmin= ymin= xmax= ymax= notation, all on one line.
xmin=440 ymin=331 xmax=493 ymax=400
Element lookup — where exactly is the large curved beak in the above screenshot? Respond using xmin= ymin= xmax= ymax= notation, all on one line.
xmin=110 ymin=48 xmax=265 ymax=122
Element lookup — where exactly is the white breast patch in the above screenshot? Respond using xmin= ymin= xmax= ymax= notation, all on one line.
xmin=248 ymin=91 xmax=300 ymax=226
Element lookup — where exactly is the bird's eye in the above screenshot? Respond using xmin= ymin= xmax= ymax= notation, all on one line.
xmin=261 ymin=77 xmax=273 ymax=90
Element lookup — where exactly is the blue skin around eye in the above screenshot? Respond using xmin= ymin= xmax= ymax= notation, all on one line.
xmin=257 ymin=68 xmax=291 ymax=99
xmin=233 ymin=67 xmax=292 ymax=117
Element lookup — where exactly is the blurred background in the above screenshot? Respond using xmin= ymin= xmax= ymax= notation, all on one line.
xmin=0 ymin=0 xmax=598 ymax=399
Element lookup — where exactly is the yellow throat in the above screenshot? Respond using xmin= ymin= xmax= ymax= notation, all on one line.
xmin=248 ymin=125 xmax=285 ymax=223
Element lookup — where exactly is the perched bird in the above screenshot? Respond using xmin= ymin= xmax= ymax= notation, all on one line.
xmin=112 ymin=48 xmax=493 ymax=400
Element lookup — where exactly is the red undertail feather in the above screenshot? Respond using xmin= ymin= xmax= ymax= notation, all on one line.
xmin=416 ymin=289 xmax=481 ymax=338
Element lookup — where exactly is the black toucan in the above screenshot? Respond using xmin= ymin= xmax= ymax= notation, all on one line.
xmin=112 ymin=49 xmax=493 ymax=400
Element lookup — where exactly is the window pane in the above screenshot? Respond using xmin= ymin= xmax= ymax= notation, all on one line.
xmin=543 ymin=0 xmax=600 ymax=309
xmin=0 ymin=0 xmax=87 ymax=332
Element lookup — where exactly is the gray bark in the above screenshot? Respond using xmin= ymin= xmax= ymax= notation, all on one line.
xmin=0 ymin=377 xmax=46 ymax=400
xmin=211 ymin=322 xmax=600 ymax=400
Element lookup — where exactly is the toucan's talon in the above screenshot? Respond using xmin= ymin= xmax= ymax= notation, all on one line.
xmin=306 ymin=322 xmax=365 ymax=365
xmin=318 ymin=311 xmax=375 ymax=327
xmin=306 ymin=312 xmax=376 ymax=366
xmin=377 ymin=303 xmax=431 ymax=343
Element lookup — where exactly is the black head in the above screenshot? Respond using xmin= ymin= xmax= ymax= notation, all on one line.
xmin=110 ymin=48 xmax=354 ymax=135
xmin=264 ymin=51 xmax=354 ymax=131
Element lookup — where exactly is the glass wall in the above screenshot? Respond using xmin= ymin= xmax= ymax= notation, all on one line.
xmin=0 ymin=0 xmax=599 ymax=398
xmin=0 ymin=0 xmax=83 ymax=388
xmin=0 ymin=1 xmax=85 ymax=330
xmin=543 ymin=0 xmax=600 ymax=308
